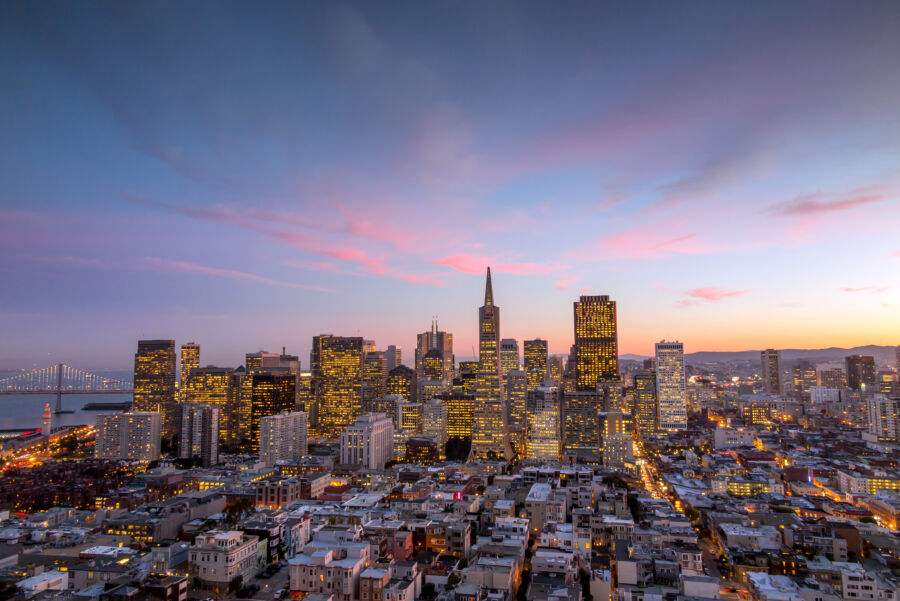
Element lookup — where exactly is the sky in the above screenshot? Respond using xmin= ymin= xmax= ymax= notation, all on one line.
xmin=1 ymin=1 xmax=899 ymax=370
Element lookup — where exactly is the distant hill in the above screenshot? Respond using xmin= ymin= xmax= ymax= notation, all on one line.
xmin=619 ymin=345 xmax=897 ymax=367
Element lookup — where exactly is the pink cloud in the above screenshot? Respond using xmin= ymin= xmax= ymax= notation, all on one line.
xmin=769 ymin=192 xmax=886 ymax=217
xmin=435 ymin=254 xmax=568 ymax=276
xmin=571 ymin=225 xmax=718 ymax=261
xmin=891 ymin=250 xmax=900 ymax=257
xmin=554 ymin=276 xmax=578 ymax=291
xmin=684 ymin=287 xmax=750 ymax=302
xmin=841 ymin=286 xmax=889 ymax=294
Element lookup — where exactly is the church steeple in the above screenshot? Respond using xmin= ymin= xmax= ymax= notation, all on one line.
xmin=484 ymin=267 xmax=494 ymax=307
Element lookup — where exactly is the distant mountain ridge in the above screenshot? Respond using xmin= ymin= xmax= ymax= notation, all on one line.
xmin=621 ymin=345 xmax=898 ymax=366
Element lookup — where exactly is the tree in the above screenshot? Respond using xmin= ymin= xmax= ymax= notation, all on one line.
xmin=445 ymin=437 xmax=472 ymax=461
xmin=422 ymin=582 xmax=437 ymax=600
xmin=229 ymin=575 xmax=243 ymax=593
xmin=446 ymin=573 xmax=461 ymax=590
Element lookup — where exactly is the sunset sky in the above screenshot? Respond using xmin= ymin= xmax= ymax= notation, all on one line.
xmin=1 ymin=2 xmax=899 ymax=369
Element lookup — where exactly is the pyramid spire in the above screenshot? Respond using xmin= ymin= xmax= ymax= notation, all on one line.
xmin=484 ymin=266 xmax=494 ymax=306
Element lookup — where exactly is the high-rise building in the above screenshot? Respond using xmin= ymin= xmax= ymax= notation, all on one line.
xmin=524 ymin=339 xmax=548 ymax=391
xmin=95 ymin=412 xmax=162 ymax=462
xmin=180 ymin=404 xmax=219 ymax=466
xmin=453 ymin=362 xmax=478 ymax=396
xmin=386 ymin=365 xmax=414 ymax=399
xmin=562 ymin=391 xmax=601 ymax=458
xmin=867 ymin=396 xmax=900 ymax=442
xmin=385 ymin=346 xmax=402 ymax=372
xmin=297 ymin=371 xmax=313 ymax=412
xmin=363 ymin=351 xmax=387 ymax=410
xmin=631 ymin=372 xmax=658 ymax=437
xmin=311 ymin=335 xmax=364 ymax=438
xmin=423 ymin=399 xmax=448 ymax=455
xmin=440 ymin=392 xmax=475 ymax=439
xmin=415 ymin=320 xmax=454 ymax=385
xmin=133 ymin=340 xmax=177 ymax=439
xmin=259 ymin=411 xmax=308 ymax=467
xmin=574 ymin=296 xmax=618 ymax=391
xmin=548 ymin=355 xmax=564 ymax=384
xmin=500 ymin=339 xmax=520 ymax=379
xmin=249 ymin=373 xmax=296 ymax=453
xmin=792 ymin=360 xmax=818 ymax=399
xmin=655 ymin=341 xmax=686 ymax=431
xmin=470 ymin=268 xmax=512 ymax=461
xmin=846 ymin=355 xmax=877 ymax=391
xmin=760 ymin=349 xmax=782 ymax=394
xmin=818 ymin=367 xmax=846 ymax=389
xmin=506 ymin=369 xmax=527 ymax=431
xmin=180 ymin=342 xmax=200 ymax=386
xmin=526 ymin=386 xmax=561 ymax=461
xmin=599 ymin=411 xmax=635 ymax=474
xmin=246 ymin=351 xmax=280 ymax=371
xmin=417 ymin=378 xmax=444 ymax=403
xmin=183 ymin=366 xmax=234 ymax=446
xmin=394 ymin=400 xmax=423 ymax=459
xmin=339 ymin=412 xmax=394 ymax=469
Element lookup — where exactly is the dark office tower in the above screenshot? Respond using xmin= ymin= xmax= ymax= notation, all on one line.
xmin=818 ymin=367 xmax=846 ymax=389
xmin=311 ymin=335 xmax=364 ymax=438
xmin=500 ymin=339 xmax=520 ymax=380
xmin=470 ymin=268 xmax=512 ymax=461
xmin=180 ymin=342 xmax=199 ymax=386
xmin=524 ymin=339 xmax=548 ymax=391
xmin=574 ymin=295 xmax=619 ymax=390
xmin=249 ymin=373 xmax=295 ymax=453
xmin=385 ymin=345 xmax=402 ymax=372
xmin=760 ymin=349 xmax=782 ymax=393
xmin=846 ymin=355 xmax=877 ymax=391
xmin=133 ymin=340 xmax=177 ymax=438
xmin=792 ymin=360 xmax=818 ymax=399
xmin=415 ymin=319 xmax=454 ymax=384
xmin=632 ymin=372 xmax=658 ymax=437
xmin=362 ymin=351 xmax=387 ymax=410
xmin=453 ymin=362 xmax=478 ymax=396
xmin=386 ymin=365 xmax=414 ymax=399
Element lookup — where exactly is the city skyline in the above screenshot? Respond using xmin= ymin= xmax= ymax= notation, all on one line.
xmin=2 ymin=2 xmax=900 ymax=368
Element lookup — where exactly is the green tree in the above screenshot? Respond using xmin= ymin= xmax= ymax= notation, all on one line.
xmin=422 ymin=582 xmax=437 ymax=600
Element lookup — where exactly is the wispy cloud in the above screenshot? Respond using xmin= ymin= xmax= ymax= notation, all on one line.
xmin=435 ymin=254 xmax=568 ymax=276
xmin=554 ymin=276 xmax=579 ymax=291
xmin=840 ymin=286 xmax=889 ymax=294
xmin=683 ymin=287 xmax=750 ymax=302
xmin=768 ymin=191 xmax=886 ymax=217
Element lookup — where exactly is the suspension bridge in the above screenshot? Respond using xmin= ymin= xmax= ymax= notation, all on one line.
xmin=0 ymin=364 xmax=133 ymax=413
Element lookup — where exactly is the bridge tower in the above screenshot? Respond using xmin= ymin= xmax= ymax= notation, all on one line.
xmin=55 ymin=362 xmax=63 ymax=413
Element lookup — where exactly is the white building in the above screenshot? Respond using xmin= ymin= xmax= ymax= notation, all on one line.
xmin=180 ymin=403 xmax=219 ymax=466
xmin=189 ymin=530 xmax=259 ymax=587
xmin=259 ymin=411 xmax=309 ymax=467
xmin=655 ymin=341 xmax=687 ymax=431
xmin=95 ymin=412 xmax=161 ymax=462
xmin=867 ymin=395 xmax=899 ymax=442
xmin=289 ymin=542 xmax=371 ymax=601
xmin=17 ymin=571 xmax=68 ymax=598
xmin=340 ymin=412 xmax=394 ymax=469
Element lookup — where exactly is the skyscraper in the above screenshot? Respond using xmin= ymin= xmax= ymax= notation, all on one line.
xmin=311 ymin=335 xmax=364 ymax=438
xmin=440 ymin=392 xmax=475 ymax=439
xmin=133 ymin=340 xmax=177 ymax=439
xmin=760 ymin=349 xmax=782 ymax=394
xmin=95 ymin=412 xmax=162 ymax=462
xmin=249 ymin=373 xmax=296 ymax=453
xmin=506 ymin=369 xmax=527 ymax=431
xmin=469 ymin=268 xmax=512 ymax=461
xmin=362 ymin=351 xmax=387 ymax=410
xmin=574 ymin=296 xmax=618 ymax=390
xmin=259 ymin=411 xmax=309 ymax=467
xmin=524 ymin=339 xmax=548 ymax=391
xmin=180 ymin=404 xmax=219 ymax=466
xmin=385 ymin=345 xmax=402 ymax=372
xmin=500 ymin=339 xmax=520 ymax=379
xmin=526 ymin=386 xmax=561 ymax=461
xmin=655 ymin=341 xmax=686 ymax=431
xmin=386 ymin=365 xmax=414 ymax=399
xmin=846 ymin=355 xmax=877 ymax=391
xmin=180 ymin=342 xmax=199 ymax=386
xmin=182 ymin=366 xmax=234 ymax=446
xmin=792 ymin=360 xmax=818 ymax=399
xmin=415 ymin=320 xmax=454 ymax=385
xmin=632 ymin=372 xmax=658 ymax=437
xmin=867 ymin=396 xmax=899 ymax=442
xmin=423 ymin=398 xmax=448 ymax=456
xmin=818 ymin=367 xmax=846 ymax=389
xmin=547 ymin=355 xmax=564 ymax=384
